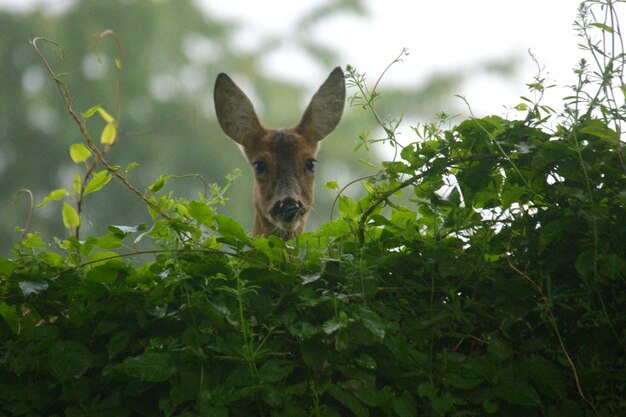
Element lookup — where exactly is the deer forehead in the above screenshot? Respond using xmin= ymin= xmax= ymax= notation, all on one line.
xmin=243 ymin=129 xmax=320 ymax=164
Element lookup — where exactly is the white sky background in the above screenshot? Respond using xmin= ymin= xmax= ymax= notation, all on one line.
xmin=197 ymin=0 xmax=582 ymax=115
xmin=1 ymin=0 xmax=584 ymax=122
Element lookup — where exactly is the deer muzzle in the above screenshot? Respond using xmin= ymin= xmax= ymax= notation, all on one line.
xmin=270 ymin=198 xmax=306 ymax=229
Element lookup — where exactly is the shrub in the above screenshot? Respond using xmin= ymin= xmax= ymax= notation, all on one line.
xmin=1 ymin=1 xmax=624 ymax=416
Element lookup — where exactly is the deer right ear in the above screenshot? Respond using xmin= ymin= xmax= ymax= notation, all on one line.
xmin=214 ymin=73 xmax=264 ymax=145
xmin=297 ymin=67 xmax=346 ymax=143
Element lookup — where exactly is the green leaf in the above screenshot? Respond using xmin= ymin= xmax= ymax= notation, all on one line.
xmin=62 ymin=201 xmax=80 ymax=229
xmin=108 ymin=224 xmax=144 ymax=236
xmin=107 ymin=330 xmax=132 ymax=359
xmin=86 ymin=264 xmax=120 ymax=284
xmin=0 ymin=303 xmax=19 ymax=334
xmin=149 ymin=175 xmax=169 ymax=192
xmin=323 ymin=311 xmax=349 ymax=335
xmin=338 ymin=196 xmax=359 ymax=217
xmin=121 ymin=352 xmax=177 ymax=382
xmin=431 ymin=392 xmax=455 ymax=414
xmin=317 ymin=218 xmax=351 ymax=238
xmin=97 ymin=107 xmax=115 ymax=123
xmin=83 ymin=170 xmax=111 ymax=197
xmin=125 ymin=161 xmax=140 ymax=172
xmin=72 ymin=172 xmax=82 ymax=196
xmin=288 ymin=321 xmax=319 ymax=339
xmin=447 ymin=373 xmax=483 ymax=390
xmin=215 ymin=214 xmax=249 ymax=242
xmin=328 ymin=385 xmax=369 ymax=417
xmin=21 ymin=232 xmax=44 ymax=249
xmin=355 ymin=353 xmax=377 ymax=370
xmin=41 ymin=250 xmax=66 ymax=267
xmin=259 ymin=359 xmax=295 ymax=383
xmin=48 ymin=341 xmax=93 ymax=380
xmin=86 ymin=251 xmax=120 ymax=267
xmin=101 ymin=121 xmax=117 ymax=145
xmin=69 ymin=143 xmax=92 ymax=163
xmin=83 ymin=104 xmax=101 ymax=119
xmin=37 ymin=188 xmax=67 ymax=207
xmin=0 ymin=258 xmax=17 ymax=277
xmin=392 ymin=391 xmax=417 ymax=417
xmin=325 ymin=180 xmax=339 ymax=190
xmin=494 ymin=377 xmax=541 ymax=406
xmin=590 ymin=22 xmax=614 ymax=33
xmin=520 ymin=355 xmax=566 ymax=400
xmin=356 ymin=306 xmax=386 ymax=339
xmin=482 ymin=399 xmax=499 ymax=414
xmin=575 ymin=249 xmax=595 ymax=278
xmin=300 ymin=272 xmax=321 ymax=285
xmin=417 ymin=382 xmax=437 ymax=398
xmin=188 ymin=200 xmax=214 ymax=225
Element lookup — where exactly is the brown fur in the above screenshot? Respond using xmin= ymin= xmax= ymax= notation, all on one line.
xmin=214 ymin=67 xmax=345 ymax=239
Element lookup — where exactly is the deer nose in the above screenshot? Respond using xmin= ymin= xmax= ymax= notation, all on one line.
xmin=271 ymin=198 xmax=305 ymax=223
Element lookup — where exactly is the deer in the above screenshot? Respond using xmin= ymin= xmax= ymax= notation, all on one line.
xmin=213 ymin=67 xmax=346 ymax=240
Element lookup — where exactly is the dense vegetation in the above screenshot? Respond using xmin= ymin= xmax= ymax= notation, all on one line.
xmin=1 ymin=1 xmax=624 ymax=416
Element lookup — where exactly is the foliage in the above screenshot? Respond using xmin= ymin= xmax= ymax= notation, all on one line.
xmin=1 ymin=1 xmax=625 ymax=416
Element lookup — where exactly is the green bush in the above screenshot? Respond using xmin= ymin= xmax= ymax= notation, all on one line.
xmin=1 ymin=2 xmax=624 ymax=416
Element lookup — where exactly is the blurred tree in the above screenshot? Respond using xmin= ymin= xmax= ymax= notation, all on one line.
xmin=0 ymin=0 xmax=514 ymax=255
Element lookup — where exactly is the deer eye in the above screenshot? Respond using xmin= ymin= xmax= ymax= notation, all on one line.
xmin=253 ymin=160 xmax=268 ymax=174
xmin=305 ymin=159 xmax=317 ymax=173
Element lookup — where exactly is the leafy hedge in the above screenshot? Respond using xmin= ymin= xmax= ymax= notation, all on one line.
xmin=1 ymin=2 xmax=625 ymax=416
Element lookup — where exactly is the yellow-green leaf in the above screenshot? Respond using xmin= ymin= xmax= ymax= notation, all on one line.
xmin=101 ymin=122 xmax=117 ymax=145
xmin=69 ymin=143 xmax=92 ymax=163
xmin=115 ymin=58 xmax=123 ymax=70
xmin=84 ymin=104 xmax=101 ymax=119
xmin=37 ymin=188 xmax=67 ymax=207
xmin=148 ymin=175 xmax=169 ymax=192
xmin=86 ymin=251 xmax=121 ymax=268
xmin=62 ymin=202 xmax=80 ymax=229
xmin=126 ymin=162 xmax=140 ymax=172
xmin=72 ymin=173 xmax=82 ymax=196
xmin=83 ymin=170 xmax=111 ymax=197
xmin=97 ymin=107 xmax=115 ymax=123
xmin=325 ymin=180 xmax=339 ymax=190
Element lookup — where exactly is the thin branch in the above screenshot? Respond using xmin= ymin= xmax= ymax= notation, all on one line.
xmin=31 ymin=37 xmax=168 ymax=221
xmin=52 ymin=246 xmax=285 ymax=279
xmin=13 ymin=189 xmax=35 ymax=245
xmin=506 ymin=253 xmax=600 ymax=417
xmin=329 ymin=173 xmax=377 ymax=221
xmin=93 ymin=29 xmax=124 ymax=141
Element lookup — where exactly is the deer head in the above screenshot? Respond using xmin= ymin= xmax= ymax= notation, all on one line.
xmin=214 ymin=67 xmax=345 ymax=239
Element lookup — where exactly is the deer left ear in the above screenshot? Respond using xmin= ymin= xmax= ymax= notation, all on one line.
xmin=297 ymin=67 xmax=346 ymax=143
xmin=214 ymin=73 xmax=264 ymax=146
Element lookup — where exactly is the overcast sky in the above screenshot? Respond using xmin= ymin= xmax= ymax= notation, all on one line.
xmin=1 ymin=0 xmax=583 ymax=117
xmin=201 ymin=0 xmax=581 ymax=113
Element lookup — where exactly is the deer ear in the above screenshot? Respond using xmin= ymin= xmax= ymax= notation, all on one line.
xmin=297 ymin=67 xmax=346 ymax=143
xmin=214 ymin=73 xmax=264 ymax=145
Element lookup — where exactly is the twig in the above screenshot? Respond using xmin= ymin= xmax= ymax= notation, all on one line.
xmin=13 ymin=189 xmax=35 ymax=245
xmin=506 ymin=251 xmax=599 ymax=416
xmin=329 ymin=173 xmax=377 ymax=221
xmin=31 ymin=36 xmax=168 ymax=222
